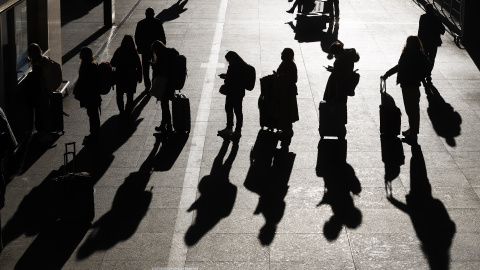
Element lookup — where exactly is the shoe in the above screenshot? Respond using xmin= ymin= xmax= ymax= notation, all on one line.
xmin=231 ymin=130 xmax=242 ymax=140
xmin=286 ymin=9 xmax=294 ymax=13
xmin=218 ymin=127 xmax=233 ymax=136
xmin=402 ymin=129 xmax=411 ymax=137
xmin=402 ymin=134 xmax=418 ymax=145
xmin=155 ymin=125 xmax=165 ymax=132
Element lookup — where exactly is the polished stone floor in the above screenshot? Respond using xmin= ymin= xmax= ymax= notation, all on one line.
xmin=1 ymin=0 xmax=480 ymax=269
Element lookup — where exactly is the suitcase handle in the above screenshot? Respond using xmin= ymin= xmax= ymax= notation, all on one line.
xmin=380 ymin=79 xmax=387 ymax=95
xmin=64 ymin=142 xmax=76 ymax=175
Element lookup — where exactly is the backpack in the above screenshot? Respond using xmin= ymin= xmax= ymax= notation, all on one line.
xmin=244 ymin=64 xmax=256 ymax=91
xmin=171 ymin=52 xmax=187 ymax=90
xmin=98 ymin=62 xmax=114 ymax=95
xmin=41 ymin=57 xmax=62 ymax=92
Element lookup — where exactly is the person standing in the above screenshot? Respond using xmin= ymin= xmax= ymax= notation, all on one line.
xmin=151 ymin=40 xmax=178 ymax=135
xmin=381 ymin=36 xmax=432 ymax=144
xmin=217 ymin=51 xmax=248 ymax=139
xmin=111 ymin=35 xmax=142 ymax=120
xmin=135 ymin=8 xmax=166 ymax=92
xmin=274 ymin=48 xmax=299 ymax=151
xmin=418 ymin=3 xmax=445 ymax=71
xmin=22 ymin=43 xmax=53 ymax=142
xmin=75 ymin=47 xmax=102 ymax=145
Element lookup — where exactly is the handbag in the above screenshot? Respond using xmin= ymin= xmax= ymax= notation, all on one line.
xmin=219 ymin=84 xmax=229 ymax=95
xmin=150 ymin=76 xmax=168 ymax=100
xmin=346 ymin=69 xmax=360 ymax=97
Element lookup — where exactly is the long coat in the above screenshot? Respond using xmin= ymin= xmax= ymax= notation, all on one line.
xmin=111 ymin=46 xmax=142 ymax=94
xmin=274 ymin=60 xmax=299 ymax=130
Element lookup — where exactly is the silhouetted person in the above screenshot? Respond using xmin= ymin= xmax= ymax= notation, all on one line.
xmin=217 ymin=51 xmax=248 ymax=140
xmin=21 ymin=43 xmax=53 ymax=143
xmin=75 ymin=47 xmax=101 ymax=145
xmin=388 ymin=145 xmax=456 ymax=270
xmin=418 ymin=4 xmax=445 ymax=71
xmin=135 ymin=8 xmax=166 ymax=92
xmin=273 ymin=48 xmax=299 ymax=151
xmin=382 ymin=36 xmax=432 ymax=144
xmin=151 ymin=40 xmax=179 ymax=135
xmin=323 ymin=41 xmax=359 ymax=103
xmin=111 ymin=35 xmax=142 ymax=121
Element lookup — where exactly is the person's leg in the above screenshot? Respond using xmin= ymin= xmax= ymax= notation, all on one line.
xmin=232 ymin=97 xmax=244 ymax=136
xmin=333 ymin=0 xmax=339 ymax=18
xmin=141 ymin=53 xmax=152 ymax=90
xmin=125 ymin=92 xmax=134 ymax=115
xmin=86 ymin=106 xmax=100 ymax=141
xmin=160 ymin=98 xmax=172 ymax=132
xmin=116 ymin=90 xmax=125 ymax=115
xmin=402 ymin=87 xmax=420 ymax=137
xmin=219 ymin=95 xmax=234 ymax=135
xmin=427 ymin=46 xmax=438 ymax=68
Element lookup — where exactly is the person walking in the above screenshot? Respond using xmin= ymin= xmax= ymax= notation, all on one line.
xmin=381 ymin=36 xmax=432 ymax=144
xmin=418 ymin=3 xmax=445 ymax=71
xmin=21 ymin=43 xmax=53 ymax=142
xmin=217 ymin=51 xmax=249 ymax=140
xmin=135 ymin=8 xmax=166 ymax=92
xmin=110 ymin=35 xmax=142 ymax=120
xmin=273 ymin=48 xmax=299 ymax=151
xmin=74 ymin=47 xmax=102 ymax=145
xmin=151 ymin=40 xmax=178 ymax=135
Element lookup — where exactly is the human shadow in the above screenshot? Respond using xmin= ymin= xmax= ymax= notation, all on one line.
xmin=316 ymin=139 xmax=362 ymax=241
xmin=62 ymin=26 xmax=110 ymax=64
xmin=425 ymin=83 xmax=462 ymax=147
xmin=184 ymin=139 xmax=238 ymax=246
xmin=76 ymin=134 xmax=161 ymax=259
xmin=2 ymin=93 xmax=151 ymax=252
xmin=15 ymin=132 xmax=61 ymax=177
xmin=156 ymin=0 xmax=189 ymax=22
xmin=388 ymin=144 xmax=456 ymax=270
xmin=286 ymin=14 xmax=330 ymax=43
xmin=380 ymin=134 xmax=405 ymax=197
xmin=153 ymin=132 xmax=188 ymax=172
xmin=244 ymin=129 xmax=295 ymax=245
xmin=60 ymin=0 xmax=103 ymax=26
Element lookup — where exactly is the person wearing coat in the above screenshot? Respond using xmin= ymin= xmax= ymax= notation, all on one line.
xmin=135 ymin=8 xmax=166 ymax=92
xmin=217 ymin=51 xmax=248 ymax=139
xmin=21 ymin=43 xmax=53 ymax=142
xmin=274 ymin=48 xmax=299 ymax=151
xmin=150 ymin=40 xmax=178 ymax=135
xmin=111 ymin=35 xmax=142 ymax=120
xmin=418 ymin=4 xmax=445 ymax=69
xmin=75 ymin=47 xmax=102 ymax=145
xmin=381 ymin=36 xmax=432 ymax=144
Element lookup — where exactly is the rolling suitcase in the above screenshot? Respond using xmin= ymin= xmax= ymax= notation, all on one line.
xmin=379 ymin=79 xmax=401 ymax=136
xmin=259 ymin=75 xmax=276 ymax=129
xmin=50 ymin=90 xmax=64 ymax=133
xmin=172 ymin=92 xmax=191 ymax=133
xmin=318 ymin=100 xmax=347 ymax=138
xmin=51 ymin=142 xmax=94 ymax=223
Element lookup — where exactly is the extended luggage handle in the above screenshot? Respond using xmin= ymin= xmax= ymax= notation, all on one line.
xmin=64 ymin=142 xmax=76 ymax=175
xmin=380 ymin=78 xmax=387 ymax=95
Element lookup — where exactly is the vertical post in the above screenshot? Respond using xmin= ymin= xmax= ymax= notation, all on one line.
xmin=104 ymin=0 xmax=115 ymax=27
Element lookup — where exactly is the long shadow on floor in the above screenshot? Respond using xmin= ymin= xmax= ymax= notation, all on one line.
xmin=425 ymin=83 xmax=462 ymax=147
xmin=2 ymin=93 xmax=151 ymax=268
xmin=244 ymin=129 xmax=296 ymax=246
xmin=184 ymin=139 xmax=238 ymax=246
xmin=316 ymin=138 xmax=362 ymax=241
xmin=156 ymin=0 xmax=189 ymax=22
xmin=388 ymin=144 xmax=456 ymax=270
xmin=286 ymin=14 xmax=332 ymax=43
xmin=76 ymin=134 xmax=162 ymax=259
xmin=61 ymin=0 xmax=103 ymax=26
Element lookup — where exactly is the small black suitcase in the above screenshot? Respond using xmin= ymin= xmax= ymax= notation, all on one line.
xmin=379 ymin=79 xmax=401 ymax=136
xmin=259 ymin=75 xmax=276 ymax=129
xmin=319 ymin=100 xmax=347 ymax=138
xmin=172 ymin=92 xmax=191 ymax=133
xmin=50 ymin=90 xmax=64 ymax=133
xmin=51 ymin=142 xmax=94 ymax=223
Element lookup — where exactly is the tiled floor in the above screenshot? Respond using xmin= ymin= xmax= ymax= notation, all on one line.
xmin=1 ymin=0 xmax=480 ymax=269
